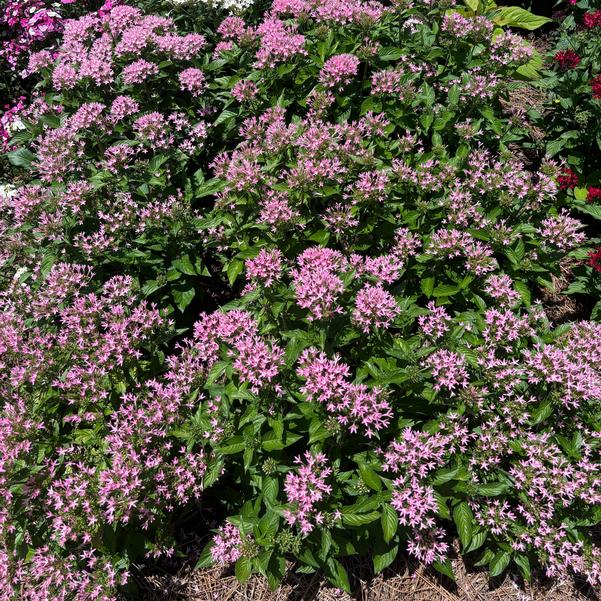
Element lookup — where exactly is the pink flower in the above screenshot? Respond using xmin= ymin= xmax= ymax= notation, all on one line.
xmin=211 ymin=523 xmax=243 ymax=565
xmin=232 ymin=80 xmax=258 ymax=103
xmin=292 ymin=247 xmax=347 ymax=321
xmin=352 ymin=283 xmax=399 ymax=333
xmin=319 ymin=53 xmax=360 ymax=89
xmin=178 ymin=67 xmax=206 ymax=97
xmin=424 ymin=349 xmax=469 ymax=394
xmin=418 ymin=301 xmax=451 ymax=339
xmin=284 ymin=452 xmax=332 ymax=534
xmin=121 ymin=59 xmax=158 ymax=85
xmin=245 ymin=249 xmax=283 ymax=289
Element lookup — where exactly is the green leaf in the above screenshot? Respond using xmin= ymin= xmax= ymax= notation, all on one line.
xmin=7 ymin=148 xmax=36 ymax=169
xmin=378 ymin=47 xmax=403 ymax=61
xmin=373 ymin=543 xmax=398 ymax=574
xmin=326 ymin=559 xmax=351 ymax=593
xmin=476 ymin=482 xmax=510 ymax=496
xmin=474 ymin=548 xmax=494 ymax=567
xmin=218 ymin=436 xmax=246 ymax=455
xmin=172 ymin=255 xmax=198 ymax=276
xmin=513 ymin=281 xmax=531 ymax=306
xmin=262 ymin=476 xmax=278 ymax=504
xmin=433 ymin=559 xmax=455 ymax=581
xmin=195 ymin=541 xmax=215 ymax=569
xmin=465 ymin=529 xmax=487 ymax=553
xmin=516 ymin=49 xmax=542 ymax=80
xmin=172 ymin=286 xmax=195 ymax=312
xmin=489 ymin=551 xmax=511 ymax=577
xmin=421 ymin=277 xmax=435 ymax=298
xmin=342 ymin=511 xmax=381 ymax=526
xmin=214 ymin=109 xmax=237 ymax=126
xmin=381 ymin=504 xmax=398 ymax=543
xmin=195 ymin=178 xmax=225 ymax=199
xmin=262 ymin=431 xmax=302 ymax=451
xmin=359 ymin=465 xmax=382 ymax=492
xmin=227 ymin=260 xmax=244 ymax=286
xmin=464 ymin=0 xmax=481 ymax=12
xmin=432 ymin=284 xmax=460 ymax=298
xmin=235 ymin=556 xmax=252 ymax=582
xmin=514 ymin=554 xmax=531 ymax=581
xmin=266 ymin=554 xmax=286 ymax=590
xmin=453 ymin=502 xmax=473 ymax=550
xmin=492 ymin=6 xmax=551 ymax=30
xmin=530 ymin=398 xmax=553 ymax=425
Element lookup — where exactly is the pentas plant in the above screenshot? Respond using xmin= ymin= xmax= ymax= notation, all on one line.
xmin=0 ymin=265 xmax=227 ymax=599
xmin=540 ymin=0 xmax=601 ymax=173
xmin=3 ymin=4 xmax=226 ymax=314
xmin=172 ymin=0 xmax=601 ymax=592
xmin=186 ymin=264 xmax=601 ymax=589
xmin=1 ymin=0 xmax=601 ymax=599
xmin=538 ymin=0 xmax=601 ymax=315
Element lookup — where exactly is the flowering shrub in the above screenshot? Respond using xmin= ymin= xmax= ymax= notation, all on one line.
xmin=3 ymin=5 xmax=230 ymax=315
xmin=541 ymin=0 xmax=601 ymax=172
xmin=1 ymin=0 xmax=601 ymax=599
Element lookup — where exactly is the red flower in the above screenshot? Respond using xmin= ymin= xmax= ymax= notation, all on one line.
xmin=554 ymin=49 xmax=581 ymax=70
xmin=587 ymin=187 xmax=601 ymax=203
xmin=592 ymin=75 xmax=601 ymax=99
xmin=588 ymin=248 xmax=601 ymax=273
xmin=558 ymin=168 xmax=579 ymax=190
xmin=584 ymin=10 xmax=601 ymax=28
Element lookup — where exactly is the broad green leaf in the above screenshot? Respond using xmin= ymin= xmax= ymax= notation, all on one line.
xmin=530 ymin=398 xmax=553 ymax=425
xmin=235 ymin=556 xmax=252 ymax=582
xmin=381 ymin=504 xmax=398 ymax=543
xmin=172 ymin=286 xmax=195 ymax=312
xmin=378 ymin=47 xmax=403 ymax=61
xmin=514 ymin=554 xmax=531 ymax=581
xmin=7 ymin=148 xmax=36 ymax=169
xmin=218 ymin=436 xmax=246 ymax=455
xmin=421 ymin=277 xmax=435 ymax=298
xmin=489 ymin=550 xmax=511 ymax=577
xmin=342 ymin=511 xmax=381 ymax=526
xmin=262 ymin=431 xmax=302 ymax=451
xmin=359 ymin=465 xmax=382 ymax=492
xmin=172 ymin=254 xmax=198 ymax=276
xmin=373 ymin=543 xmax=398 ymax=574
xmin=227 ymin=260 xmax=244 ymax=286
xmin=195 ymin=541 xmax=215 ymax=569
xmin=465 ymin=529 xmax=487 ymax=553
xmin=516 ymin=48 xmax=542 ymax=80
xmin=433 ymin=559 xmax=455 ymax=581
xmin=432 ymin=284 xmax=460 ymax=298
xmin=492 ymin=7 xmax=551 ymax=30
xmin=262 ymin=476 xmax=278 ymax=504
xmin=326 ymin=559 xmax=351 ymax=593
xmin=476 ymin=482 xmax=510 ymax=496
xmin=453 ymin=502 xmax=473 ymax=550
xmin=463 ymin=0 xmax=481 ymax=12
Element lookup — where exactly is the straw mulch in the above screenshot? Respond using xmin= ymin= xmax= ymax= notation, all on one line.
xmin=136 ymin=549 xmax=598 ymax=601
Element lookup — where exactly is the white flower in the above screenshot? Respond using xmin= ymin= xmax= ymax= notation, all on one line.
xmin=0 ymin=183 xmax=18 ymax=199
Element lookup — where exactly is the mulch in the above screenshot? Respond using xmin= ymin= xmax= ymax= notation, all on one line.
xmin=135 ymin=547 xmax=598 ymax=601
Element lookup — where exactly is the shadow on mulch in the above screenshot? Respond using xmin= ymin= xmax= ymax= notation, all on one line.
xmin=131 ymin=542 xmax=599 ymax=601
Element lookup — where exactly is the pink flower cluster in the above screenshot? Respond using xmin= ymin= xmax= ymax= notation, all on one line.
xmin=0 ymin=0 xmax=63 ymax=69
xmin=319 ymin=54 xmax=360 ymax=90
xmin=283 ymin=451 xmax=332 ymax=534
xmin=298 ymin=348 xmax=392 ymax=437
xmin=292 ymin=247 xmax=347 ymax=321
